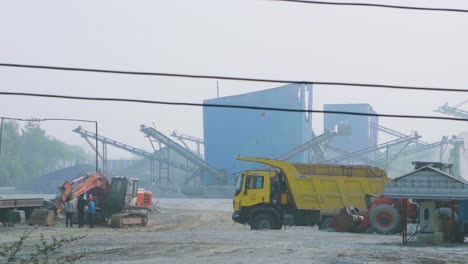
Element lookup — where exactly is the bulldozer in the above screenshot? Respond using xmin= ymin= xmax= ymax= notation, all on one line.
xmin=30 ymin=173 xmax=152 ymax=228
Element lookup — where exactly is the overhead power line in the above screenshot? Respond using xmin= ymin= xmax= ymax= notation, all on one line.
xmin=0 ymin=63 xmax=467 ymax=93
xmin=265 ymin=0 xmax=468 ymax=14
xmin=0 ymin=91 xmax=466 ymax=122
xmin=0 ymin=116 xmax=97 ymax=123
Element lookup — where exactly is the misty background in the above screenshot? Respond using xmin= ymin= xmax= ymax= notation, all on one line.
xmin=0 ymin=1 xmax=466 ymax=180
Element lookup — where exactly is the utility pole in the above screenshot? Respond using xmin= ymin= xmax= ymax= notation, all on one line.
xmin=0 ymin=118 xmax=3 ymax=157
xmin=95 ymin=121 xmax=99 ymax=173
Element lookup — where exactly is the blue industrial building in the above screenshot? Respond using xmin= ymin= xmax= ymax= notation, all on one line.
xmin=203 ymin=84 xmax=313 ymax=184
xmin=324 ymin=103 xmax=378 ymax=154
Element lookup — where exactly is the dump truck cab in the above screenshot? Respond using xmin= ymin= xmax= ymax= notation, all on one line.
xmin=233 ymin=170 xmax=287 ymax=229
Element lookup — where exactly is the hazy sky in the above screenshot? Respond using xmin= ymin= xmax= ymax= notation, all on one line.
xmin=0 ymin=0 xmax=467 ymax=159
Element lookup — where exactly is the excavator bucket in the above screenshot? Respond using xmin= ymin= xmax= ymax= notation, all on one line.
xmin=27 ymin=208 xmax=56 ymax=227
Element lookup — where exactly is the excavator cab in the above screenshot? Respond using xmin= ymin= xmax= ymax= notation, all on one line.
xmin=106 ymin=176 xmax=150 ymax=228
xmin=104 ymin=177 xmax=138 ymax=216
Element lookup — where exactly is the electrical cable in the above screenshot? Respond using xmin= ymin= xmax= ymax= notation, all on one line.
xmin=0 ymin=116 xmax=97 ymax=123
xmin=265 ymin=0 xmax=468 ymax=14
xmin=0 ymin=91 xmax=467 ymax=122
xmin=0 ymin=63 xmax=467 ymax=93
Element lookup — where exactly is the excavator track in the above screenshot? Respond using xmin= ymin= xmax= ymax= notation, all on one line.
xmin=27 ymin=208 xmax=56 ymax=227
xmin=110 ymin=212 xmax=148 ymax=228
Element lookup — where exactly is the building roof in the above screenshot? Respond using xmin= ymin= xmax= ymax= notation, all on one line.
xmin=384 ymin=165 xmax=468 ymax=200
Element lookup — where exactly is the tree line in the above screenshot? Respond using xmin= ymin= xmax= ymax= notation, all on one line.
xmin=0 ymin=121 xmax=89 ymax=187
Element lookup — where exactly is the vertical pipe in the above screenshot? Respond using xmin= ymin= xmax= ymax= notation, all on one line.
xmin=385 ymin=145 xmax=389 ymax=171
xmin=102 ymin=142 xmax=107 ymax=175
xmin=95 ymin=121 xmax=99 ymax=173
xmin=451 ymin=200 xmax=455 ymax=243
xmin=0 ymin=118 xmax=3 ymax=157
xmin=151 ymin=159 xmax=155 ymax=184
xmin=401 ymin=199 xmax=408 ymax=245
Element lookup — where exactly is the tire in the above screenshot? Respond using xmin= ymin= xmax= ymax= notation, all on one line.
xmin=435 ymin=207 xmax=458 ymax=238
xmin=369 ymin=204 xmax=400 ymax=234
xmin=435 ymin=207 xmax=458 ymax=222
xmin=252 ymin=214 xmax=275 ymax=230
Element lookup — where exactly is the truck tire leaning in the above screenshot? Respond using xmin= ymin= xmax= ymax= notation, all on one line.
xmin=252 ymin=214 xmax=276 ymax=230
xmin=369 ymin=204 xmax=400 ymax=234
xmin=435 ymin=207 xmax=458 ymax=222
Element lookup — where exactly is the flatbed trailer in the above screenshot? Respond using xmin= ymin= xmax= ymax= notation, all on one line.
xmin=0 ymin=197 xmax=46 ymax=224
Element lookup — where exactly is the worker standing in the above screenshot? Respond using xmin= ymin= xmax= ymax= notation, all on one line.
xmin=77 ymin=194 xmax=87 ymax=228
xmin=87 ymin=195 xmax=96 ymax=228
xmin=64 ymin=198 xmax=75 ymax=228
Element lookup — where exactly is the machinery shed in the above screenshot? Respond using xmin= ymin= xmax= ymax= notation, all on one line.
xmin=203 ymin=84 xmax=313 ymax=184
xmin=384 ymin=165 xmax=468 ymax=199
xmin=384 ymin=164 xmax=468 ymax=244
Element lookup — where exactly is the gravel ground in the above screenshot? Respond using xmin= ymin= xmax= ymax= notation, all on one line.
xmin=1 ymin=198 xmax=468 ymax=264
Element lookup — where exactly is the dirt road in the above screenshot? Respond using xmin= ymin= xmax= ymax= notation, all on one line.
xmin=1 ymin=198 xmax=467 ymax=263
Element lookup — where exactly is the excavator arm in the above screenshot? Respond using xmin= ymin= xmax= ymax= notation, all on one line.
xmin=55 ymin=173 xmax=110 ymax=214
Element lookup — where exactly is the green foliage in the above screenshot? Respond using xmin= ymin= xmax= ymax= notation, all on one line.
xmin=0 ymin=231 xmax=86 ymax=264
xmin=0 ymin=120 xmax=89 ymax=186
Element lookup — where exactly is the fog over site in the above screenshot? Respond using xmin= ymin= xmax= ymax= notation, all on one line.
xmin=1 ymin=2 xmax=468 ymax=263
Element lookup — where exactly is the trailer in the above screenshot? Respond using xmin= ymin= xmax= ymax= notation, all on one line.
xmin=0 ymin=196 xmax=47 ymax=225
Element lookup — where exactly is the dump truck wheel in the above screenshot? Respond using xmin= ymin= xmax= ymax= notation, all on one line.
xmin=369 ymin=204 xmax=400 ymax=234
xmin=252 ymin=214 xmax=275 ymax=230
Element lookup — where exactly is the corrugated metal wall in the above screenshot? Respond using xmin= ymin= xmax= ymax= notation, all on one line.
xmin=203 ymin=84 xmax=313 ymax=184
xmin=324 ymin=103 xmax=378 ymax=154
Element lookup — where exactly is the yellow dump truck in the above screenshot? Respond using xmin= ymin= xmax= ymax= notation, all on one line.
xmin=232 ymin=157 xmax=389 ymax=230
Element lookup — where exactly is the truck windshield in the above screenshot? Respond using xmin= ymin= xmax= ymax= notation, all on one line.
xmin=235 ymin=175 xmax=243 ymax=196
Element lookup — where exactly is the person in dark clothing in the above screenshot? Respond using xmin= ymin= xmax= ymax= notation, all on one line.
xmin=87 ymin=195 xmax=96 ymax=228
xmin=64 ymin=197 xmax=75 ymax=228
xmin=77 ymin=194 xmax=87 ymax=228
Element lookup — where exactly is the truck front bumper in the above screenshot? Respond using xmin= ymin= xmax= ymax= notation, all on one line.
xmin=232 ymin=211 xmax=249 ymax=225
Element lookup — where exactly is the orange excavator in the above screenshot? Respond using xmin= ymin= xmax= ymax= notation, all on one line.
xmin=55 ymin=173 xmax=153 ymax=228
